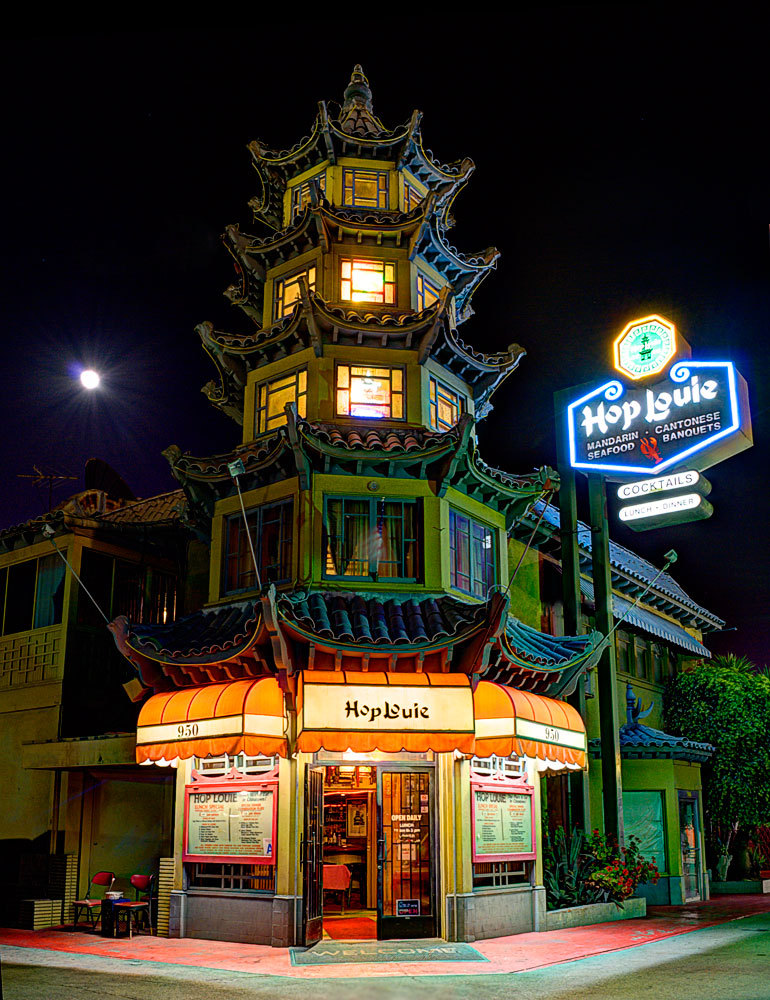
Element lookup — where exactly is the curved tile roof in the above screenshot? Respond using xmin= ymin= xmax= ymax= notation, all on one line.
xmin=123 ymin=601 xmax=262 ymax=665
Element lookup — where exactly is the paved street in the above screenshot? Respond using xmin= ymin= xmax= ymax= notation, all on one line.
xmin=2 ymin=912 xmax=770 ymax=1000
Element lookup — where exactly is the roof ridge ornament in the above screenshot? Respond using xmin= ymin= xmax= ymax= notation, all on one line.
xmin=342 ymin=64 xmax=373 ymax=112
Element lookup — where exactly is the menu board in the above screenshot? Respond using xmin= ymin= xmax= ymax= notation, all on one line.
xmin=472 ymin=784 xmax=534 ymax=861
xmin=184 ymin=782 xmax=277 ymax=864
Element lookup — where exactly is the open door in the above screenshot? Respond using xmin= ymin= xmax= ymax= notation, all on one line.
xmin=377 ymin=767 xmax=436 ymax=940
xmin=302 ymin=765 xmax=324 ymax=945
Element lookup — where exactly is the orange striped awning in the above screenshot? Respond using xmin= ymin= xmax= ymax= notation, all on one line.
xmin=136 ymin=678 xmax=288 ymax=764
xmin=297 ymin=671 xmax=476 ymax=754
xmin=473 ymin=681 xmax=587 ymax=770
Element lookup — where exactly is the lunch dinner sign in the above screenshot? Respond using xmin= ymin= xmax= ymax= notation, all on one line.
xmin=565 ymin=319 xmax=752 ymax=480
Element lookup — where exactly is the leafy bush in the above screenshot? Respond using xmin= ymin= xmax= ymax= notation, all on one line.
xmin=543 ymin=827 xmax=660 ymax=910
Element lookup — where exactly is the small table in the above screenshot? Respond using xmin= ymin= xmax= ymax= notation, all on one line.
xmin=100 ymin=898 xmax=129 ymax=937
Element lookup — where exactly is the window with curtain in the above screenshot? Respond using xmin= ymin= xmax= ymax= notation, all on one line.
xmin=342 ymin=168 xmax=389 ymax=209
xmin=428 ymin=376 xmax=464 ymax=431
xmin=224 ymin=499 xmax=294 ymax=594
xmin=290 ymin=172 xmax=326 ymax=222
xmin=336 ymin=364 xmax=403 ymax=419
xmin=254 ymin=368 xmax=307 ymax=435
xmin=0 ymin=555 xmax=66 ymax=635
xmin=324 ymin=497 xmax=419 ymax=581
xmin=339 ymin=259 xmax=396 ymax=305
xmin=273 ymin=266 xmax=316 ymax=320
xmin=449 ymin=510 xmax=496 ymax=598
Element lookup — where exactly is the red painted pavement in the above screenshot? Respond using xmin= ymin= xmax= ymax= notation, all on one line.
xmin=1 ymin=894 xmax=768 ymax=980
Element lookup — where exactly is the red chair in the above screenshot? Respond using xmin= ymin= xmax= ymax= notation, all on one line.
xmin=113 ymin=874 xmax=154 ymax=937
xmin=72 ymin=871 xmax=115 ymax=930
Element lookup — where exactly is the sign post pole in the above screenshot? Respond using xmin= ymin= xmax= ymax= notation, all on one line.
xmin=588 ymin=474 xmax=624 ymax=844
xmin=555 ymin=388 xmax=590 ymax=833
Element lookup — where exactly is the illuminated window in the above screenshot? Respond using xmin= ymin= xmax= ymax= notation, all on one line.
xmin=429 ymin=376 xmax=464 ymax=431
xmin=404 ymin=181 xmax=423 ymax=214
xmin=449 ymin=511 xmax=496 ymax=598
xmin=224 ymin=499 xmax=293 ymax=594
xmin=324 ymin=497 xmax=419 ymax=581
xmin=336 ymin=364 xmax=403 ymax=420
xmin=290 ymin=173 xmax=326 ymax=222
xmin=342 ymin=168 xmax=389 ymax=209
xmin=416 ymin=274 xmax=440 ymax=312
xmin=255 ymin=369 xmax=307 ymax=434
xmin=273 ymin=266 xmax=316 ymax=320
xmin=340 ymin=259 xmax=396 ymax=305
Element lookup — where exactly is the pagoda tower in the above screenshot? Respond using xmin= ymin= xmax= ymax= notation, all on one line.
xmin=110 ymin=68 xmax=601 ymax=947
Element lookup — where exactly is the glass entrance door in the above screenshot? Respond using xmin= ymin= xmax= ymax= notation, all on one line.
xmin=377 ymin=767 xmax=436 ymax=939
xmin=679 ymin=794 xmax=701 ymax=901
xmin=302 ymin=766 xmax=324 ymax=945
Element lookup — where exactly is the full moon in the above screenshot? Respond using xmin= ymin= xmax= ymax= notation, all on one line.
xmin=80 ymin=369 xmax=100 ymax=389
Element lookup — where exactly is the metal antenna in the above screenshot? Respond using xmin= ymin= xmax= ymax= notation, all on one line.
xmin=17 ymin=465 xmax=78 ymax=512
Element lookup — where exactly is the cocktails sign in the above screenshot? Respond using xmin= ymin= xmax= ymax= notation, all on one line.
xmin=566 ymin=359 xmax=751 ymax=480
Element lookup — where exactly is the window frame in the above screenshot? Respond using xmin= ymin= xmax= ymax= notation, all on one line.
xmin=428 ymin=375 xmax=464 ymax=431
xmin=403 ymin=180 xmax=424 ymax=214
xmin=272 ymin=265 xmax=317 ymax=321
xmin=322 ymin=495 xmax=421 ymax=583
xmin=449 ymin=509 xmax=497 ymax=599
xmin=416 ymin=273 xmax=441 ymax=312
xmin=254 ymin=367 xmax=308 ymax=436
xmin=335 ymin=362 xmax=404 ymax=421
xmin=342 ymin=168 xmax=389 ymax=209
xmin=290 ymin=172 xmax=326 ymax=223
xmin=223 ymin=498 xmax=294 ymax=595
xmin=339 ymin=257 xmax=397 ymax=307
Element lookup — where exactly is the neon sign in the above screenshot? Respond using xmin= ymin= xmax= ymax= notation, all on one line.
xmin=614 ymin=315 xmax=676 ymax=380
xmin=566 ymin=360 xmax=751 ymax=479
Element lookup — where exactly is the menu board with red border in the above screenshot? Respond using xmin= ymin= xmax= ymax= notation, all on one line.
xmin=183 ymin=779 xmax=278 ymax=865
xmin=471 ymin=778 xmax=536 ymax=862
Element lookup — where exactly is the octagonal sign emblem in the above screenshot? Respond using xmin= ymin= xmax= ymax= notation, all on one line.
xmin=614 ymin=315 xmax=676 ymax=381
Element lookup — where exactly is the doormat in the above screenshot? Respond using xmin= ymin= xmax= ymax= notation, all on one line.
xmin=323 ymin=916 xmax=377 ymax=940
xmin=290 ymin=940 xmax=488 ymax=965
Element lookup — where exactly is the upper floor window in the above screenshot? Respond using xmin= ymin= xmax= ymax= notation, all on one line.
xmin=634 ymin=639 xmax=650 ymax=680
xmin=429 ymin=376 xmax=464 ymax=431
xmin=255 ymin=368 xmax=307 ymax=435
xmin=290 ymin=173 xmax=326 ymax=222
xmin=616 ymin=634 xmax=633 ymax=675
xmin=224 ymin=499 xmax=294 ymax=594
xmin=78 ymin=549 xmax=177 ymax=627
xmin=336 ymin=364 xmax=403 ymax=420
xmin=273 ymin=266 xmax=316 ymax=321
xmin=404 ymin=181 xmax=424 ymax=214
xmin=324 ymin=496 xmax=419 ymax=581
xmin=0 ymin=553 xmax=65 ymax=635
xmin=342 ymin=168 xmax=389 ymax=209
xmin=449 ymin=511 xmax=496 ymax=598
xmin=340 ymin=258 xmax=396 ymax=306
xmin=416 ymin=274 xmax=440 ymax=312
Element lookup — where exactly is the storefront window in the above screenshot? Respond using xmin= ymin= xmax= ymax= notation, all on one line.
xmin=342 ymin=168 xmax=389 ymax=209
xmin=449 ymin=510 xmax=496 ymax=598
xmin=255 ymin=368 xmax=307 ymax=434
xmin=428 ymin=376 xmax=464 ymax=431
xmin=324 ymin=496 xmax=419 ymax=581
xmin=335 ymin=364 xmax=403 ymax=419
xmin=188 ymin=863 xmax=276 ymax=893
xmin=273 ymin=266 xmax=316 ymax=320
xmin=339 ymin=259 xmax=397 ymax=305
xmin=224 ymin=499 xmax=294 ymax=593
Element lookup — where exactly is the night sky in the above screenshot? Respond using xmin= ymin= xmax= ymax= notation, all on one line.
xmin=2 ymin=16 xmax=768 ymax=661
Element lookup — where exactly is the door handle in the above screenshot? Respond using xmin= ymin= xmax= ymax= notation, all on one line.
xmin=378 ymin=837 xmax=387 ymax=863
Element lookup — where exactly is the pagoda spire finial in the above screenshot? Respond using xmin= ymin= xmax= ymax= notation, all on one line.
xmin=342 ymin=64 xmax=373 ymax=112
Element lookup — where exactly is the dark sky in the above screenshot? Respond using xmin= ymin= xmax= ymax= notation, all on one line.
xmin=1 ymin=15 xmax=768 ymax=660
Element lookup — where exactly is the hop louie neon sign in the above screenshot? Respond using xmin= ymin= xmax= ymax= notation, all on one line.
xmin=566 ymin=345 xmax=752 ymax=480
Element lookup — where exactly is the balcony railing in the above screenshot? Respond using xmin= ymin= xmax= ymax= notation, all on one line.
xmin=0 ymin=625 xmax=63 ymax=689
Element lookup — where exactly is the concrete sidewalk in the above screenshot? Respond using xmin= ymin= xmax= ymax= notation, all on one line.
xmin=1 ymin=894 xmax=769 ymax=981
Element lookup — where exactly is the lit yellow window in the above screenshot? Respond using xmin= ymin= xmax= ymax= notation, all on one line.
xmin=290 ymin=173 xmax=326 ymax=222
xmin=340 ymin=259 xmax=396 ymax=305
xmin=429 ymin=376 xmax=464 ymax=431
xmin=342 ymin=169 xmax=389 ymax=209
xmin=336 ymin=365 xmax=403 ymax=420
xmin=404 ymin=181 xmax=423 ymax=214
xmin=256 ymin=369 xmax=307 ymax=434
xmin=273 ymin=266 xmax=316 ymax=320
xmin=416 ymin=274 xmax=440 ymax=312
